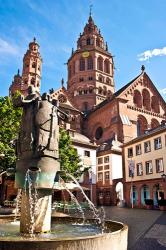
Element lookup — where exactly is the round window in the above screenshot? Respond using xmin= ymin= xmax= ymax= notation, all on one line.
xmin=95 ymin=127 xmax=103 ymax=140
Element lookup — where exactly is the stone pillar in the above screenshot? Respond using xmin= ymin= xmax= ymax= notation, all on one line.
xmin=20 ymin=189 xmax=52 ymax=234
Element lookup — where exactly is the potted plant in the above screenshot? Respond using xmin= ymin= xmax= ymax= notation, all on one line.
xmin=158 ymin=199 xmax=166 ymax=211
xmin=145 ymin=199 xmax=154 ymax=209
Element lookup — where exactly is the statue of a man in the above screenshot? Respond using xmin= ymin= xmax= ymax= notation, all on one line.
xmin=14 ymin=87 xmax=67 ymax=189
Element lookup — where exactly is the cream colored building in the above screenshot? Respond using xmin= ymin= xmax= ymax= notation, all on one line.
xmin=123 ymin=123 xmax=166 ymax=208
xmin=96 ymin=139 xmax=123 ymax=206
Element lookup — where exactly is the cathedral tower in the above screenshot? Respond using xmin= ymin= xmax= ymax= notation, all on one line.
xmin=9 ymin=38 xmax=42 ymax=96
xmin=67 ymin=14 xmax=115 ymax=112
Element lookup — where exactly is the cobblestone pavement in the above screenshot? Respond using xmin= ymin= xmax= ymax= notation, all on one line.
xmin=102 ymin=206 xmax=166 ymax=250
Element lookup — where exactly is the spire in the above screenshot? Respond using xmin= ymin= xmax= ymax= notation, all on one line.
xmin=106 ymin=42 xmax=108 ymax=51
xmin=88 ymin=4 xmax=93 ymax=22
xmin=89 ymin=4 xmax=93 ymax=17
xmin=17 ymin=69 xmax=20 ymax=76
xmin=33 ymin=37 xmax=36 ymax=43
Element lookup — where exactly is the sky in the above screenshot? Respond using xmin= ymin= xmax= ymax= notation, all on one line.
xmin=0 ymin=0 xmax=166 ymax=100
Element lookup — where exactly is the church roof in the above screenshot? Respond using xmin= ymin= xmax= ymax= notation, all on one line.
xmin=68 ymin=130 xmax=97 ymax=147
xmin=97 ymin=138 xmax=122 ymax=153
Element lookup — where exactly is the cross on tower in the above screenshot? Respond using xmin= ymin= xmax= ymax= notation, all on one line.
xmin=89 ymin=4 xmax=93 ymax=16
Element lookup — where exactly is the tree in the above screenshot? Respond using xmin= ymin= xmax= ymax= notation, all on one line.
xmin=0 ymin=94 xmax=22 ymax=171
xmin=59 ymin=129 xmax=88 ymax=180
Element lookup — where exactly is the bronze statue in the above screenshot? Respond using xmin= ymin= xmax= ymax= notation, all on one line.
xmin=14 ymin=87 xmax=67 ymax=189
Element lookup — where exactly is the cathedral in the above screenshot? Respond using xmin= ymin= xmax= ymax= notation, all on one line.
xmin=9 ymin=14 xmax=166 ymax=206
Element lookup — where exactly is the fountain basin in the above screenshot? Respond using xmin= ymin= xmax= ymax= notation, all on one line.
xmin=0 ymin=216 xmax=128 ymax=250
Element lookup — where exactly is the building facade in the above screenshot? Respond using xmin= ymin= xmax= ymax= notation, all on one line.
xmin=123 ymin=124 xmax=166 ymax=208
xmin=68 ymin=129 xmax=97 ymax=204
xmin=96 ymin=138 xmax=123 ymax=206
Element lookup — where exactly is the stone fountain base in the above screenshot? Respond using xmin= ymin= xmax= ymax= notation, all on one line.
xmin=0 ymin=217 xmax=128 ymax=250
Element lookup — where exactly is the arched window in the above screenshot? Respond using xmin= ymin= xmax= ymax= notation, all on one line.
xmin=98 ymin=87 xmax=103 ymax=95
xmin=151 ymin=119 xmax=160 ymax=129
xmin=151 ymin=96 xmax=160 ymax=113
xmin=142 ymin=89 xmax=151 ymax=111
xmin=141 ymin=185 xmax=150 ymax=205
xmin=80 ymin=58 xmax=85 ymax=71
xmin=106 ymin=77 xmax=111 ymax=84
xmin=130 ymin=186 xmax=138 ymax=206
xmin=104 ymin=59 xmax=110 ymax=74
xmin=87 ymin=38 xmax=91 ymax=45
xmin=95 ymin=127 xmax=103 ymax=140
xmin=133 ymin=90 xmax=142 ymax=108
xmin=87 ymin=57 xmax=93 ymax=70
xmin=137 ymin=115 xmax=148 ymax=136
xmin=31 ymin=77 xmax=35 ymax=85
xmin=97 ymin=57 xmax=103 ymax=71
xmin=107 ymin=90 xmax=112 ymax=97
xmin=98 ymin=74 xmax=103 ymax=82
xmin=32 ymin=62 xmax=36 ymax=68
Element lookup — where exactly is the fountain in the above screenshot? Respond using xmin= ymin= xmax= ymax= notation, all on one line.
xmin=0 ymin=88 xmax=128 ymax=250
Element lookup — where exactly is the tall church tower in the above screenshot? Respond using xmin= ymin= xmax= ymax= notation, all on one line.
xmin=9 ymin=38 xmax=42 ymax=96
xmin=67 ymin=14 xmax=115 ymax=112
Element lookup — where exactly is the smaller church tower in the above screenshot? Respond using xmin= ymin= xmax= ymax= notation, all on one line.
xmin=9 ymin=38 xmax=42 ymax=97
xmin=9 ymin=69 xmax=22 ymax=96
xmin=67 ymin=13 xmax=115 ymax=112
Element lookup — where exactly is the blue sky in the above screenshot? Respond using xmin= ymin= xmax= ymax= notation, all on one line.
xmin=0 ymin=0 xmax=166 ymax=99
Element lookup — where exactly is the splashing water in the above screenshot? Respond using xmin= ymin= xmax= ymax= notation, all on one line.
xmin=59 ymin=177 xmax=85 ymax=223
xmin=24 ymin=169 xmax=39 ymax=235
xmin=66 ymin=173 xmax=104 ymax=228
xmin=14 ymin=189 xmax=22 ymax=221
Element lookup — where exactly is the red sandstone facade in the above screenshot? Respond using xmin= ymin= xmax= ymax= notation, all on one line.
xmin=7 ymin=14 xmax=166 ymax=207
xmin=9 ymin=38 xmax=42 ymax=97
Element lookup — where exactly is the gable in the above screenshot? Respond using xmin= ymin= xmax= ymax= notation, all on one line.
xmin=117 ymin=72 xmax=166 ymax=116
xmin=50 ymin=87 xmax=80 ymax=112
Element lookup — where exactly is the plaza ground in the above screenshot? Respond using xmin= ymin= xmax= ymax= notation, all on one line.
xmin=103 ymin=206 xmax=166 ymax=250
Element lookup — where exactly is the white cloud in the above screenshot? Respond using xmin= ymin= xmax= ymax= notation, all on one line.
xmin=160 ymin=88 xmax=166 ymax=95
xmin=0 ymin=38 xmax=18 ymax=55
xmin=138 ymin=46 xmax=166 ymax=61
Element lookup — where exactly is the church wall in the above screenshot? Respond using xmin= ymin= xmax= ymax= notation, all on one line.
xmin=85 ymin=99 xmax=121 ymax=143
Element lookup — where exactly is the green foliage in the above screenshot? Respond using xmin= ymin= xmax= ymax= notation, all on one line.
xmin=59 ymin=129 xmax=88 ymax=179
xmin=0 ymin=93 xmax=22 ymax=171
